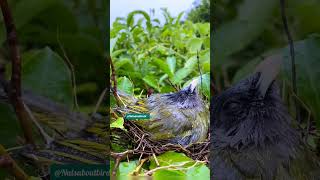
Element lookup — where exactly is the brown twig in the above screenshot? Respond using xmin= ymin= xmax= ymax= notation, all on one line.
xmin=108 ymin=56 xmax=121 ymax=106
xmin=110 ymin=150 xmax=135 ymax=176
xmin=280 ymin=0 xmax=300 ymax=123
xmin=0 ymin=0 xmax=34 ymax=145
xmin=57 ymin=28 xmax=79 ymax=110
xmin=0 ymin=144 xmax=29 ymax=180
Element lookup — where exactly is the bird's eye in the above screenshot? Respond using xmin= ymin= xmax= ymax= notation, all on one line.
xmin=224 ymin=101 xmax=241 ymax=110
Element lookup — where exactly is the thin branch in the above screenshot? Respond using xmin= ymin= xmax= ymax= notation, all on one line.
xmin=57 ymin=28 xmax=79 ymax=110
xmin=108 ymin=56 xmax=121 ymax=106
xmin=280 ymin=0 xmax=300 ymax=123
xmin=92 ymin=86 xmax=108 ymax=114
xmin=23 ymin=102 xmax=54 ymax=146
xmin=0 ymin=0 xmax=34 ymax=145
xmin=197 ymin=50 xmax=203 ymax=90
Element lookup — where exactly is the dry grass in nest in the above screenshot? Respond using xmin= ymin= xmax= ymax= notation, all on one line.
xmin=110 ymin=118 xmax=210 ymax=176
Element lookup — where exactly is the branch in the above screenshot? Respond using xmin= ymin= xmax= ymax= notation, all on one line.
xmin=0 ymin=0 xmax=34 ymax=145
xmin=108 ymin=56 xmax=121 ymax=106
xmin=0 ymin=144 xmax=29 ymax=180
xmin=279 ymin=0 xmax=300 ymax=123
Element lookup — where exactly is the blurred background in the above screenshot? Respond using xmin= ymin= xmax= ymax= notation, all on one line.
xmin=213 ymin=0 xmax=320 ymax=153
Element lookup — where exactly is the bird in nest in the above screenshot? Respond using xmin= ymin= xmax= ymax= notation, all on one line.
xmin=113 ymin=78 xmax=209 ymax=147
xmin=211 ymin=55 xmax=320 ymax=180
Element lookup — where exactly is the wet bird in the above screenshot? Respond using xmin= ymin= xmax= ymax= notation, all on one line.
xmin=116 ymin=79 xmax=209 ymax=146
xmin=211 ymin=55 xmax=320 ymax=180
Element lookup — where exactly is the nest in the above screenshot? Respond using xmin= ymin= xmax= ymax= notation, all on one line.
xmin=125 ymin=121 xmax=209 ymax=161
xmin=111 ymin=119 xmax=209 ymax=164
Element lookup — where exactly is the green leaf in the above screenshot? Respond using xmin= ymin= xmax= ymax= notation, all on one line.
xmin=21 ymin=47 xmax=73 ymax=107
xmin=187 ymin=38 xmax=203 ymax=53
xmin=117 ymin=76 xmax=134 ymax=95
xmin=149 ymin=151 xmax=209 ymax=179
xmin=198 ymin=73 xmax=210 ymax=98
xmin=213 ymin=0 xmax=277 ymax=67
xmin=110 ymin=160 xmax=138 ymax=178
xmin=172 ymin=57 xmax=197 ymax=84
xmin=196 ymin=23 xmax=210 ymax=36
xmin=282 ymin=35 xmax=320 ymax=127
xmin=166 ymin=56 xmax=176 ymax=74
xmin=114 ymin=58 xmax=133 ymax=70
xmin=127 ymin=10 xmax=152 ymax=31
xmin=143 ymin=75 xmax=159 ymax=91
xmin=110 ymin=37 xmax=118 ymax=54
xmin=153 ymin=58 xmax=174 ymax=78
xmin=110 ymin=117 xmax=124 ymax=129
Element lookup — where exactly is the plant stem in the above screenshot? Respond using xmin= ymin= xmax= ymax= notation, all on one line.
xmin=0 ymin=0 xmax=34 ymax=145
xmin=280 ymin=0 xmax=300 ymax=123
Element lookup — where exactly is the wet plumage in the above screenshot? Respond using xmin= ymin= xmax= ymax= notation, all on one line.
xmin=211 ymin=67 xmax=320 ymax=179
xmin=118 ymin=79 xmax=209 ymax=146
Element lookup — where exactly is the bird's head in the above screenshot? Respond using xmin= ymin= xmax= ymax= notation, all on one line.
xmin=164 ymin=78 xmax=202 ymax=109
xmin=212 ymin=55 xmax=298 ymax=150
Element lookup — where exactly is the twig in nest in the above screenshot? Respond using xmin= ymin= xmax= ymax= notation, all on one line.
xmin=144 ymin=161 xmax=203 ymax=176
xmin=23 ymin=102 xmax=54 ymax=146
xmin=130 ymin=158 xmax=148 ymax=176
xmin=110 ymin=150 xmax=135 ymax=176
xmin=108 ymin=56 xmax=121 ymax=106
xmin=0 ymin=0 xmax=34 ymax=145
xmin=93 ymin=86 xmax=108 ymax=114
xmin=0 ymin=144 xmax=29 ymax=180
xmin=279 ymin=0 xmax=300 ymax=123
xmin=167 ymin=79 xmax=179 ymax=91
xmin=57 ymin=28 xmax=79 ymax=110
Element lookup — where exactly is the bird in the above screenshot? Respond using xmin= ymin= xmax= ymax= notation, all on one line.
xmin=115 ymin=78 xmax=209 ymax=147
xmin=211 ymin=55 xmax=320 ymax=180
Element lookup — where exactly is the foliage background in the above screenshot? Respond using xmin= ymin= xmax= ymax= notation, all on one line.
xmin=213 ymin=0 xmax=320 ymax=151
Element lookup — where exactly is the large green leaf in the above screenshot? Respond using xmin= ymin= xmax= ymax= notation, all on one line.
xmin=196 ymin=23 xmax=210 ymax=36
xmin=282 ymin=35 xmax=320 ymax=126
xmin=21 ymin=47 xmax=73 ymax=107
xmin=110 ymin=160 xmax=138 ymax=179
xmin=214 ymin=0 xmax=277 ymax=67
xmin=187 ymin=38 xmax=203 ymax=53
xmin=149 ymin=151 xmax=209 ymax=179
xmin=172 ymin=57 xmax=197 ymax=84
xmin=153 ymin=58 xmax=174 ymax=78
xmin=167 ymin=56 xmax=177 ymax=74
xmin=143 ymin=75 xmax=159 ymax=91
xmin=117 ymin=76 xmax=134 ymax=95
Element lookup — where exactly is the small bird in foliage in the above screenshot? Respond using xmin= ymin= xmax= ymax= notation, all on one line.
xmin=211 ymin=55 xmax=320 ymax=180
xmin=116 ymin=79 xmax=209 ymax=146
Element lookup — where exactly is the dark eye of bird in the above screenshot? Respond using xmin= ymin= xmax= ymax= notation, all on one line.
xmin=224 ymin=100 xmax=241 ymax=111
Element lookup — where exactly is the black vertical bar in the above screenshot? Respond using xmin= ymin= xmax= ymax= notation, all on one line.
xmin=105 ymin=0 xmax=111 ymax=171
xmin=209 ymin=0 xmax=214 ymax=179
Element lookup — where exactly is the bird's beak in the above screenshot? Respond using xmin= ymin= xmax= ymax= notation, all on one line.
xmin=254 ymin=54 xmax=282 ymax=98
xmin=189 ymin=78 xmax=199 ymax=93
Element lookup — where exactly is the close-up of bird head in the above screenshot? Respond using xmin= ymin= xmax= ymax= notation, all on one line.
xmin=212 ymin=55 xmax=299 ymax=150
xmin=163 ymin=78 xmax=201 ymax=109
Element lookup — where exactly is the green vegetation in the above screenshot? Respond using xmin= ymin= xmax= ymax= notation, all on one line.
xmin=111 ymin=9 xmax=210 ymax=99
